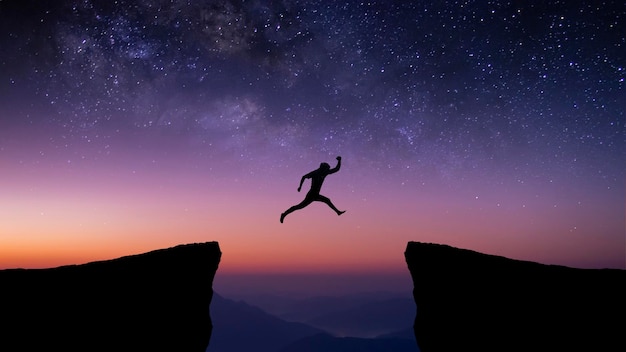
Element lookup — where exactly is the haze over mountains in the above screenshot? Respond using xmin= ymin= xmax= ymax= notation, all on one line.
xmin=208 ymin=293 xmax=417 ymax=352
xmin=223 ymin=291 xmax=415 ymax=338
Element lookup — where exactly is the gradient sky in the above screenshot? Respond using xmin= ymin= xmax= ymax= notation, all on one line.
xmin=1 ymin=1 xmax=624 ymax=290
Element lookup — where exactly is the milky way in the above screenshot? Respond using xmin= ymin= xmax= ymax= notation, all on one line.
xmin=1 ymin=1 xmax=624 ymax=271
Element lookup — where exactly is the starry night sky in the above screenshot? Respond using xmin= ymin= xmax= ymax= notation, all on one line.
xmin=1 ymin=1 xmax=624 ymax=287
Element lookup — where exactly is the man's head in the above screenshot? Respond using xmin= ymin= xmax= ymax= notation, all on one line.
xmin=320 ymin=162 xmax=330 ymax=170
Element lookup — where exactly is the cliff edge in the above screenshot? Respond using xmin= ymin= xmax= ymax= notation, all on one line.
xmin=0 ymin=242 xmax=221 ymax=352
xmin=405 ymin=241 xmax=625 ymax=352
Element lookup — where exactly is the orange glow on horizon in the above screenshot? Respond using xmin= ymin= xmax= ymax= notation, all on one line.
xmin=1 ymin=153 xmax=624 ymax=272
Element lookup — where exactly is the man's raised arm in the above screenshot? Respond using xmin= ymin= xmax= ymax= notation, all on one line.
xmin=329 ymin=156 xmax=342 ymax=174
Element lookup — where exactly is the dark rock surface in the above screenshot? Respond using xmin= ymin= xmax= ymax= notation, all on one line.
xmin=405 ymin=241 xmax=625 ymax=352
xmin=0 ymin=242 xmax=221 ymax=352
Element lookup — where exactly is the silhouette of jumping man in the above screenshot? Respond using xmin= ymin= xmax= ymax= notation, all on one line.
xmin=280 ymin=156 xmax=346 ymax=223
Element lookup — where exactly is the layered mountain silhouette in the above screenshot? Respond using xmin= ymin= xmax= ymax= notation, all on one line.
xmin=304 ymin=297 xmax=415 ymax=338
xmin=277 ymin=332 xmax=418 ymax=352
xmin=0 ymin=242 xmax=221 ymax=352
xmin=208 ymin=293 xmax=325 ymax=352
xmin=209 ymin=293 xmax=416 ymax=352
xmin=405 ymin=241 xmax=626 ymax=352
xmin=230 ymin=292 xmax=415 ymax=338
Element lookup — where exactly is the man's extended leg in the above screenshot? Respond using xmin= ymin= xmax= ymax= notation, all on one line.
xmin=317 ymin=195 xmax=345 ymax=216
xmin=281 ymin=197 xmax=313 ymax=223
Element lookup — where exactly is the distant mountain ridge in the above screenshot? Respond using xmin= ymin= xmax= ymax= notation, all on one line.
xmin=228 ymin=291 xmax=415 ymax=338
xmin=278 ymin=333 xmax=418 ymax=352
xmin=209 ymin=293 xmax=325 ymax=352
xmin=209 ymin=294 xmax=417 ymax=352
xmin=304 ymin=297 xmax=415 ymax=338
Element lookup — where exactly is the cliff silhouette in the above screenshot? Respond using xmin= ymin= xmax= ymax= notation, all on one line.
xmin=0 ymin=242 xmax=221 ymax=352
xmin=405 ymin=241 xmax=625 ymax=352
xmin=3 ymin=241 xmax=623 ymax=351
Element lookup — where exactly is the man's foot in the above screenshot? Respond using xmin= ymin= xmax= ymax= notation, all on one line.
xmin=337 ymin=210 xmax=346 ymax=216
xmin=280 ymin=213 xmax=286 ymax=223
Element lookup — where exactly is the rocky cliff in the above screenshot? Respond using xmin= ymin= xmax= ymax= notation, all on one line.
xmin=405 ymin=241 xmax=625 ymax=352
xmin=0 ymin=242 xmax=221 ymax=352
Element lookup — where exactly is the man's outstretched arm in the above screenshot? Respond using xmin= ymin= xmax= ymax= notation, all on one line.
xmin=329 ymin=156 xmax=341 ymax=174
xmin=297 ymin=173 xmax=310 ymax=192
